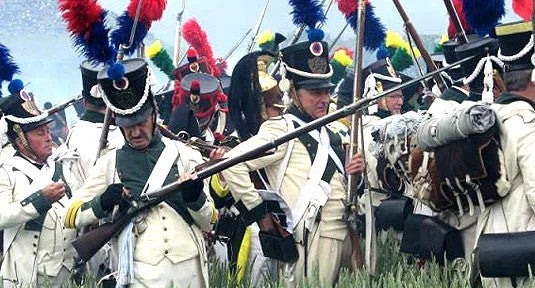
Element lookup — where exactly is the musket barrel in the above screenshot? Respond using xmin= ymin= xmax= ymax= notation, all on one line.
xmin=72 ymin=55 xmax=473 ymax=261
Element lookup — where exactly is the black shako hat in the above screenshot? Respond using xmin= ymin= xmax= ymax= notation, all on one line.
xmin=98 ymin=58 xmax=154 ymax=128
xmin=455 ymin=36 xmax=500 ymax=93
xmin=495 ymin=21 xmax=534 ymax=72
xmin=279 ymin=40 xmax=334 ymax=90
xmin=80 ymin=60 xmax=106 ymax=107
xmin=1 ymin=90 xmax=53 ymax=140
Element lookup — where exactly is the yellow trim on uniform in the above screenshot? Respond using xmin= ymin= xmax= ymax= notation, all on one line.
xmin=236 ymin=227 xmax=251 ymax=282
xmin=338 ymin=117 xmax=351 ymax=129
xmin=495 ymin=21 xmax=532 ymax=36
xmin=210 ymin=174 xmax=230 ymax=198
xmin=65 ymin=200 xmax=84 ymax=228
xmin=210 ymin=204 xmax=219 ymax=225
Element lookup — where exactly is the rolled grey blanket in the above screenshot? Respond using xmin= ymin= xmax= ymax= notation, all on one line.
xmin=417 ymin=103 xmax=496 ymax=151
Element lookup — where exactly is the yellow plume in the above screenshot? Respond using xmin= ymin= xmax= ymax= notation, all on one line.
xmin=332 ymin=49 xmax=353 ymax=67
xmin=385 ymin=31 xmax=405 ymax=49
xmin=438 ymin=34 xmax=449 ymax=45
xmin=145 ymin=40 xmax=163 ymax=59
xmin=257 ymin=29 xmax=274 ymax=47
xmin=385 ymin=31 xmax=421 ymax=59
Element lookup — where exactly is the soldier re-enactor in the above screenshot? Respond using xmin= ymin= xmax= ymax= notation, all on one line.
xmin=221 ymin=35 xmax=365 ymax=286
xmin=64 ymin=58 xmax=216 ymax=287
xmin=476 ymin=21 xmax=535 ymax=288
xmin=0 ymin=90 xmax=77 ymax=287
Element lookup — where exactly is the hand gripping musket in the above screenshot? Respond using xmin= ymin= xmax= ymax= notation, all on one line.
xmin=392 ymin=0 xmax=448 ymax=92
xmin=344 ymin=0 xmax=369 ymax=273
xmin=442 ymin=0 xmax=469 ymax=44
xmin=246 ymin=0 xmax=271 ymax=53
xmin=71 ymin=56 xmax=474 ymax=262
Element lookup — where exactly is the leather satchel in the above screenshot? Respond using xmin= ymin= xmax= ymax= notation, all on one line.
xmin=477 ymin=231 xmax=535 ymax=278
xmin=400 ymin=214 xmax=464 ymax=264
xmin=375 ymin=196 xmax=414 ymax=232
xmin=258 ymin=214 xmax=299 ymax=262
xmin=409 ymin=125 xmax=505 ymax=213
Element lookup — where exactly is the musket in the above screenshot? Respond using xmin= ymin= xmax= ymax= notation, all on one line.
xmin=345 ymin=0 xmax=366 ymax=272
xmin=391 ymin=0 xmax=447 ymax=92
xmin=246 ymin=0 xmax=270 ymax=53
xmin=223 ymin=28 xmax=253 ymax=61
xmin=442 ymin=0 xmax=469 ymax=44
xmin=329 ymin=22 xmax=350 ymax=53
xmin=173 ymin=0 xmax=186 ymax=67
xmin=94 ymin=0 xmax=144 ymax=164
xmin=72 ymin=56 xmax=475 ymax=262
xmin=44 ymin=95 xmax=83 ymax=116
xmin=271 ymin=0 xmax=332 ymax=76
xmin=157 ymin=123 xmax=230 ymax=157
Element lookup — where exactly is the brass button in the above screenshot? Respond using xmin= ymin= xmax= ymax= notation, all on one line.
xmin=33 ymin=235 xmax=38 ymax=239
xmin=164 ymin=250 xmax=169 ymax=254
xmin=162 ymin=216 xmax=166 ymax=220
xmin=163 ymin=227 xmax=167 ymax=232
xmin=32 ymin=243 xmax=37 ymax=247
xmin=164 ymin=239 xmax=168 ymax=243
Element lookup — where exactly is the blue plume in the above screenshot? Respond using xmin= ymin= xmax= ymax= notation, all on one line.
xmin=8 ymin=79 xmax=24 ymax=95
xmin=307 ymin=28 xmax=325 ymax=42
xmin=0 ymin=44 xmax=20 ymax=82
xmin=462 ymin=0 xmax=505 ymax=36
xmin=107 ymin=63 xmax=125 ymax=80
xmin=110 ymin=12 xmax=149 ymax=56
xmin=364 ymin=3 xmax=386 ymax=51
xmin=376 ymin=44 xmax=389 ymax=60
xmin=73 ymin=11 xmax=115 ymax=64
xmin=289 ymin=0 xmax=326 ymax=28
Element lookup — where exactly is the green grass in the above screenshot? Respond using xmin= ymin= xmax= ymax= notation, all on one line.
xmin=6 ymin=231 xmax=535 ymax=287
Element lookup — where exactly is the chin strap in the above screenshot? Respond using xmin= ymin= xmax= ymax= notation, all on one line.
xmin=13 ymin=123 xmax=38 ymax=161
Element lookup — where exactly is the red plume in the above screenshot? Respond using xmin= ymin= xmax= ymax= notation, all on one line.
xmin=58 ymin=0 xmax=103 ymax=35
xmin=127 ymin=0 xmax=167 ymax=28
xmin=336 ymin=0 xmax=370 ymax=18
xmin=512 ymin=0 xmax=533 ymax=21
xmin=182 ymin=18 xmax=221 ymax=78
xmin=448 ymin=0 xmax=473 ymax=39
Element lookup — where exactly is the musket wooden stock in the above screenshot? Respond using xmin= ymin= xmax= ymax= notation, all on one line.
xmin=70 ymin=57 xmax=473 ymax=261
xmin=345 ymin=0 xmax=367 ymax=271
xmin=392 ymin=0 xmax=447 ymax=92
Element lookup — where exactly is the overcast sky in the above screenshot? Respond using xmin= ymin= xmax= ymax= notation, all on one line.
xmin=102 ymin=0 xmax=522 ymax=68
xmin=0 ymin=0 xmax=524 ymax=124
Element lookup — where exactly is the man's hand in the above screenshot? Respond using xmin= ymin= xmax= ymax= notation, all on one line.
xmin=346 ymin=153 xmax=365 ymax=175
xmin=100 ymin=184 xmax=125 ymax=212
xmin=179 ymin=173 xmax=204 ymax=202
xmin=209 ymin=147 xmax=226 ymax=161
xmin=41 ymin=181 xmax=66 ymax=204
